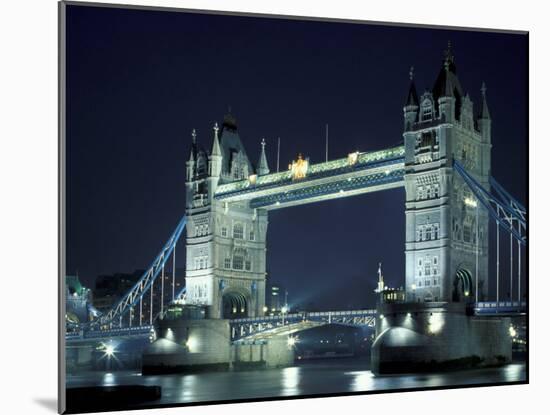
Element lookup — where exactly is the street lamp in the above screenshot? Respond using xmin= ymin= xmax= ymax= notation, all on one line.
xmin=281 ymin=305 xmax=288 ymax=325
xmin=105 ymin=345 xmax=115 ymax=357
xmin=411 ymin=283 xmax=417 ymax=302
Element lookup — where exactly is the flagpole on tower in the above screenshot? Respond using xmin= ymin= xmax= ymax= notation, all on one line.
xmin=277 ymin=137 xmax=281 ymax=172
xmin=325 ymin=124 xmax=329 ymax=162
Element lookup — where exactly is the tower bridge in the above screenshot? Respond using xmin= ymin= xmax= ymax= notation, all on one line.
xmin=66 ymin=44 xmax=527 ymax=374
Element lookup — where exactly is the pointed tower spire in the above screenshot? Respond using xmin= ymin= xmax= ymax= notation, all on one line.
xmin=375 ymin=262 xmax=385 ymax=294
xmin=188 ymin=128 xmax=197 ymax=162
xmin=211 ymin=122 xmax=221 ymax=157
xmin=405 ymin=66 xmax=419 ymax=106
xmin=479 ymin=82 xmax=491 ymax=119
xmin=443 ymin=47 xmax=455 ymax=96
xmin=257 ymin=138 xmax=270 ymax=176
xmin=444 ymin=40 xmax=455 ymax=71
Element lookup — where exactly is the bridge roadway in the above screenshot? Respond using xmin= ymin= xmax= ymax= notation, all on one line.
xmin=65 ymin=302 xmax=526 ymax=344
xmin=214 ymin=146 xmax=405 ymax=209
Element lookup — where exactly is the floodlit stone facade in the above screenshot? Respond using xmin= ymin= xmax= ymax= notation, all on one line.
xmin=403 ymin=45 xmax=491 ymax=303
xmin=185 ymin=115 xmax=267 ymax=319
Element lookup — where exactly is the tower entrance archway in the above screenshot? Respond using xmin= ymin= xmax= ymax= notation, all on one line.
xmin=222 ymin=291 xmax=248 ymax=319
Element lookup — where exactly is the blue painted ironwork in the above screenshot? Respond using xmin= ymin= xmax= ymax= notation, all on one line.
xmin=454 ymin=160 xmax=526 ymax=245
xmin=175 ymin=286 xmax=187 ymax=301
xmin=70 ymin=216 xmax=187 ymax=331
xmin=215 ymin=147 xmax=405 ymax=201
xmin=490 ymin=177 xmax=527 ymax=222
xmin=249 ymin=165 xmax=405 ymax=208
xmin=474 ymin=301 xmax=526 ymax=315
xmin=67 ymin=325 xmax=154 ymax=342
xmin=101 ymin=216 xmax=187 ymax=327
xmin=230 ymin=309 xmax=378 ymax=341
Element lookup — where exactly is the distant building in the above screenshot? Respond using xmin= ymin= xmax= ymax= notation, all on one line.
xmin=66 ymin=275 xmax=93 ymax=324
xmin=93 ymin=270 xmax=143 ymax=313
xmin=373 ymin=263 xmax=405 ymax=304
xmin=92 ymin=268 xmax=185 ymax=323
xmin=267 ymin=284 xmax=288 ymax=315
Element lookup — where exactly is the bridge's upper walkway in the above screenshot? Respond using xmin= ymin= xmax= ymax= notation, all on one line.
xmin=214 ymin=146 xmax=405 ymax=209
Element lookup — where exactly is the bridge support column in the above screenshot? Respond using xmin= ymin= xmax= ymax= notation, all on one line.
xmin=371 ymin=302 xmax=511 ymax=375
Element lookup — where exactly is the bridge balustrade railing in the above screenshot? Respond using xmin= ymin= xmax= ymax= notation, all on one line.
xmin=215 ymin=148 xmax=405 ymax=199
xmin=475 ymin=301 xmax=526 ymax=308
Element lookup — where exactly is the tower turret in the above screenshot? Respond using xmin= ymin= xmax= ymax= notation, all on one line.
xmin=207 ymin=122 xmax=223 ymax=202
xmin=478 ymin=82 xmax=492 ymax=143
xmin=256 ymin=138 xmax=270 ymax=176
xmin=404 ymin=66 xmax=419 ymax=132
xmin=432 ymin=41 xmax=463 ymax=122
xmin=185 ymin=129 xmax=197 ymax=208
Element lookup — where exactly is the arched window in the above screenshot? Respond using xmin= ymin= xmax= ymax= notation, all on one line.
xmin=426 ymin=226 xmax=432 ymax=240
xmin=233 ymin=223 xmax=244 ymax=239
xmin=233 ymin=248 xmax=246 ymax=270
xmin=421 ymin=99 xmax=433 ymax=121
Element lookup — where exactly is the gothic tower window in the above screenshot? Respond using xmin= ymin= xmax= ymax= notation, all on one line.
xmin=233 ymin=223 xmax=244 ymax=239
xmin=221 ymin=226 xmax=227 ymax=237
xmin=194 ymin=255 xmax=208 ymax=270
xmin=232 ymin=248 xmax=246 ymax=270
xmin=424 ymin=257 xmax=432 ymax=276
xmin=463 ymin=224 xmax=472 ymax=242
xmin=421 ymin=98 xmax=434 ymax=122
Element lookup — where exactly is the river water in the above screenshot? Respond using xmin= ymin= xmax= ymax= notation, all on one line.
xmin=66 ymin=358 xmax=526 ymax=407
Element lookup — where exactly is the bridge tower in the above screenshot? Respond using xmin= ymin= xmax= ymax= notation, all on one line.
xmin=403 ymin=44 xmax=491 ymax=303
xmin=185 ymin=113 xmax=268 ymax=319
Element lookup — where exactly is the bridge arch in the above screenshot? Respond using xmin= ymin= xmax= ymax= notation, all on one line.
xmin=453 ymin=267 xmax=473 ymax=302
xmin=221 ymin=289 xmax=249 ymax=319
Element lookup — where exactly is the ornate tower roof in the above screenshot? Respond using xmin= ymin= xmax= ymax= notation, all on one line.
xmin=187 ymin=128 xmax=209 ymax=180
xmin=187 ymin=128 xmax=197 ymax=162
xmin=405 ymin=66 xmax=419 ymax=107
xmin=257 ymin=138 xmax=270 ymax=176
xmin=432 ymin=41 xmax=463 ymax=101
xmin=219 ymin=111 xmax=253 ymax=181
xmin=211 ymin=122 xmax=222 ymax=157
xmin=479 ymin=82 xmax=491 ymax=119
xmin=222 ymin=110 xmax=238 ymax=131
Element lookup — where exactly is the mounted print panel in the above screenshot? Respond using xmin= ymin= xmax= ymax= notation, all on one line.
xmin=59 ymin=1 xmax=528 ymax=413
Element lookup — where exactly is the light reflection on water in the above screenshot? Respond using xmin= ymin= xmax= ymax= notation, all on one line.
xmin=281 ymin=367 xmax=301 ymax=396
xmin=503 ymin=364 xmax=524 ymax=382
xmin=102 ymin=373 xmax=116 ymax=386
xmin=68 ymin=360 xmax=526 ymax=406
xmin=345 ymin=371 xmax=376 ymax=392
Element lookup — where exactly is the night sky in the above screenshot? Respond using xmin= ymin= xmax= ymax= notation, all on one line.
xmin=66 ymin=4 xmax=527 ymax=310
